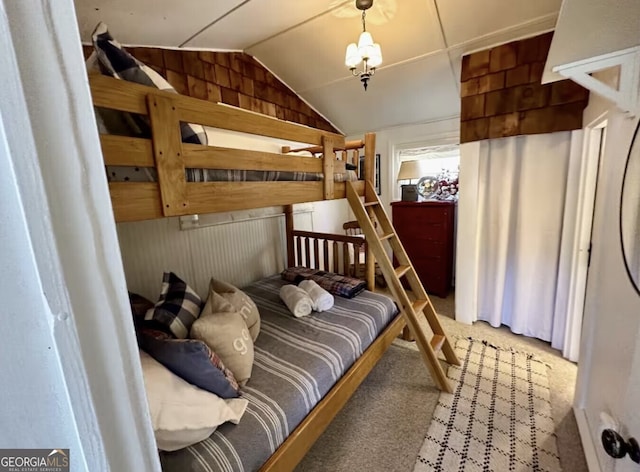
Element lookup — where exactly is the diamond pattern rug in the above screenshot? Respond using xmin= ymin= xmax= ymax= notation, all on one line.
xmin=413 ymin=337 xmax=562 ymax=472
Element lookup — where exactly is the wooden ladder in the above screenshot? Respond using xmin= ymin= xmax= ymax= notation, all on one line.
xmin=346 ymin=181 xmax=461 ymax=393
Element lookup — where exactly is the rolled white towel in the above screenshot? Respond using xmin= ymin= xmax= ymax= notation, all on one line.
xmin=279 ymin=284 xmax=313 ymax=318
xmin=298 ymin=279 xmax=334 ymax=312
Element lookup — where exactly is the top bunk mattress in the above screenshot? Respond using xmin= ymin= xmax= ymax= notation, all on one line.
xmin=107 ymin=166 xmax=359 ymax=183
xmin=159 ymin=275 xmax=398 ymax=472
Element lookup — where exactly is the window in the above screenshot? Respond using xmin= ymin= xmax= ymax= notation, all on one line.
xmin=398 ymin=144 xmax=460 ymax=179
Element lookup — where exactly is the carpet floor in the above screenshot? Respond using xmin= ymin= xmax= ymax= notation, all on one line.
xmin=295 ymin=293 xmax=587 ymax=472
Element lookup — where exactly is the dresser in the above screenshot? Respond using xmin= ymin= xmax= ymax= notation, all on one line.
xmin=391 ymin=201 xmax=455 ymax=297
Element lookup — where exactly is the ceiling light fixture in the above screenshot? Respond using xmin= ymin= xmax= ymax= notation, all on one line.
xmin=344 ymin=0 xmax=382 ymax=91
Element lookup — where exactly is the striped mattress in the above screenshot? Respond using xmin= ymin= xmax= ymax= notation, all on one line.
xmin=159 ymin=275 xmax=398 ymax=472
xmin=106 ymin=166 xmax=359 ymax=183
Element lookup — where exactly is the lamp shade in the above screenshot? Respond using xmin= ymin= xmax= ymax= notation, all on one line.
xmin=397 ymin=159 xmax=428 ymax=181
xmin=368 ymin=43 xmax=382 ymax=68
xmin=345 ymin=43 xmax=361 ymax=68
xmin=357 ymin=31 xmax=375 ymax=59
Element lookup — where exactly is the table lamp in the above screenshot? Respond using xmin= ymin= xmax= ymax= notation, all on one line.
xmin=397 ymin=160 xmax=427 ymax=201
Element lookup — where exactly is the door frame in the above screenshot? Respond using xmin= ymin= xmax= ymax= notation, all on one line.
xmin=571 ymin=114 xmax=609 ymax=472
xmin=562 ymin=115 xmax=608 ymax=363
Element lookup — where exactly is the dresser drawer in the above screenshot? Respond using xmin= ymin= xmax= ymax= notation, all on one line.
xmin=398 ymin=223 xmax=448 ymax=242
xmin=402 ymin=239 xmax=447 ymax=258
xmin=393 ymin=206 xmax=452 ymax=225
xmin=391 ymin=201 xmax=455 ymax=297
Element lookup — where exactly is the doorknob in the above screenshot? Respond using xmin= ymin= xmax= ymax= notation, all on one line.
xmin=602 ymin=429 xmax=640 ymax=463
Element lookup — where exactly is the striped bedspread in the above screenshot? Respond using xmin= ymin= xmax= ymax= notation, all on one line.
xmin=160 ymin=275 xmax=398 ymax=472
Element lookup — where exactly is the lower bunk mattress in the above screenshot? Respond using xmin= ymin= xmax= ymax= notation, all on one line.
xmin=160 ymin=275 xmax=398 ymax=472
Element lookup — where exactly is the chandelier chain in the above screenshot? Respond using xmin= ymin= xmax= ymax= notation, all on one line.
xmin=362 ymin=10 xmax=366 ymax=32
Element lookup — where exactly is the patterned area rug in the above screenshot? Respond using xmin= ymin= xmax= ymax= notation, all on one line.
xmin=413 ymin=337 xmax=562 ymax=472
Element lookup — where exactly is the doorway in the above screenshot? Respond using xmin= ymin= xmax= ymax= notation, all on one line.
xmin=391 ymin=142 xmax=461 ymax=301
xmin=456 ymin=129 xmax=602 ymax=362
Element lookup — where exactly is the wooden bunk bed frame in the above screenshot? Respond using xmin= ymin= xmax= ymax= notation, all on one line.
xmin=89 ymin=74 xmax=404 ymax=472
xmin=90 ymin=74 xmax=375 ymax=222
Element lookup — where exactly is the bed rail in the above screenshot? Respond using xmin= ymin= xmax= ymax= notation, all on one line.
xmin=90 ymin=75 xmax=374 ymax=222
xmin=290 ymin=230 xmax=366 ymax=278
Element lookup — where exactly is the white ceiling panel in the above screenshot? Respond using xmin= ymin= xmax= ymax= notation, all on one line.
xmin=302 ymin=53 xmax=459 ymax=135
xmin=184 ymin=0 xmax=351 ymax=50
xmin=75 ymin=0 xmax=245 ymax=46
xmin=247 ymin=0 xmax=444 ymax=93
xmin=436 ymin=0 xmax=561 ymax=47
xmin=73 ymin=0 xmax=576 ymax=135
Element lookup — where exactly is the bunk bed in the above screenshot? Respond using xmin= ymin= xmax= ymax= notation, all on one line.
xmin=89 ymin=74 xmax=406 ymax=471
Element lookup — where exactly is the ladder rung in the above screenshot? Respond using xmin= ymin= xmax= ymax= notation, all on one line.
xmin=430 ymin=334 xmax=446 ymax=353
xmin=412 ymin=299 xmax=428 ymax=314
xmin=394 ymin=265 xmax=410 ymax=278
xmin=346 ymin=179 xmax=459 ymax=392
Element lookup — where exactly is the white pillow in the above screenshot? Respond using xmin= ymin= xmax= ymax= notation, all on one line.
xmin=140 ymin=350 xmax=248 ymax=451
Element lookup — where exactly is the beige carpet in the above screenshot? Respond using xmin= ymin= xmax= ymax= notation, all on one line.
xmin=295 ymin=293 xmax=587 ymax=472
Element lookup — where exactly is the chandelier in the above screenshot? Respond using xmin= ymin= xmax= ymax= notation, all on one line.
xmin=344 ymin=0 xmax=382 ymax=90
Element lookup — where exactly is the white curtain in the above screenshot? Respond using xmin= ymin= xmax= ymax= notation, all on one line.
xmin=456 ymin=131 xmax=582 ymax=357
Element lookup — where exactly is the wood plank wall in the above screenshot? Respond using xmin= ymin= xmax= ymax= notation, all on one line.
xmin=82 ymin=45 xmax=339 ymax=134
xmin=460 ymin=32 xmax=590 ymax=143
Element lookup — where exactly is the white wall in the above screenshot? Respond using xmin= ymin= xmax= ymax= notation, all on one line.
xmin=117 ymin=201 xmax=348 ymax=300
xmin=1 ymin=1 xmax=161 ymax=470
xmin=118 ymin=211 xmax=307 ymax=300
xmin=576 ymin=87 xmax=640 ymax=470
xmin=0 ymin=108 xmax=83 ymax=458
xmin=578 ymin=111 xmax=640 ymax=472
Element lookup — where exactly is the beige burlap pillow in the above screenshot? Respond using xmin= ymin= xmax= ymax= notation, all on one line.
xmin=209 ymin=278 xmax=261 ymax=341
xmin=190 ymin=291 xmax=254 ymax=387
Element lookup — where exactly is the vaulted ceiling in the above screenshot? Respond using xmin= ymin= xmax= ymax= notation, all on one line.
xmin=75 ymin=0 xmax=562 ymax=135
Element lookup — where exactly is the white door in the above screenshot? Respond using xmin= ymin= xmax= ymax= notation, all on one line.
xmin=574 ymin=111 xmax=640 ymax=472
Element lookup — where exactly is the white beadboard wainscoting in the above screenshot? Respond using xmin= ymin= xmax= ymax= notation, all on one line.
xmin=117 ymin=207 xmax=314 ymax=300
